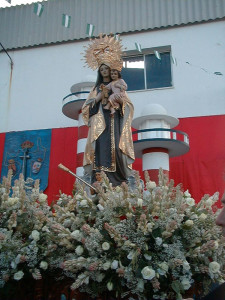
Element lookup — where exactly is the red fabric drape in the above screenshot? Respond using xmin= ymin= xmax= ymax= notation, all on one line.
xmin=133 ymin=115 xmax=225 ymax=203
xmin=0 ymin=115 xmax=224 ymax=204
xmin=170 ymin=115 xmax=225 ymax=202
xmin=44 ymin=127 xmax=78 ymax=204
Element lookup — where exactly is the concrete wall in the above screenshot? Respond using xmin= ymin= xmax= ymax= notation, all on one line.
xmin=0 ymin=20 xmax=224 ymax=133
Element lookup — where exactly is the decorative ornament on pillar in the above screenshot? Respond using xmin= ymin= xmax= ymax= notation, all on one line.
xmin=132 ymin=104 xmax=189 ymax=183
xmin=62 ymin=75 xmax=95 ymax=177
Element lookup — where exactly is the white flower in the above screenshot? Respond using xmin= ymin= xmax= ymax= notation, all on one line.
xmin=40 ymin=261 xmax=48 ymax=270
xmin=31 ymin=230 xmax=40 ymax=241
xmin=181 ymin=278 xmax=191 ymax=290
xmin=102 ymin=242 xmax=110 ymax=251
xmin=205 ymin=198 xmax=213 ymax=208
xmin=127 ymin=251 xmax=135 ymax=260
xmin=77 ymin=273 xmax=89 ymax=284
xmin=212 ymin=193 xmax=219 ymax=202
xmin=184 ymin=190 xmax=191 ymax=197
xmin=218 ymin=279 xmax=225 ymax=285
xmin=137 ymin=198 xmax=143 ymax=207
xmin=169 ymin=208 xmax=177 ymax=214
xmin=75 ymin=245 xmax=84 ymax=256
xmin=186 ymin=197 xmax=195 ymax=206
xmin=84 ymin=276 xmax=89 ymax=284
xmin=103 ymin=261 xmax=111 ymax=270
xmin=76 ymin=194 xmax=83 ymax=200
xmin=144 ymin=254 xmax=152 ymax=261
xmin=146 ymin=181 xmax=156 ymax=189
xmin=190 ymin=214 xmax=198 ymax=220
xmin=107 ymin=281 xmax=113 ymax=291
xmin=115 ymin=186 xmax=121 ymax=193
xmin=185 ymin=220 xmax=194 ymax=227
xmin=137 ymin=279 xmax=144 ymax=292
xmin=13 ymin=271 xmax=24 ymax=281
xmin=71 ymin=230 xmax=82 ymax=241
xmin=39 ymin=193 xmax=48 ymax=203
xmin=15 ymin=255 xmax=21 ymax=265
xmin=195 ymin=246 xmax=201 ymax=253
xmin=63 ymin=219 xmax=72 ymax=228
xmin=213 ymin=241 xmax=219 ymax=249
xmin=155 ymin=237 xmax=162 ymax=246
xmin=141 ymin=266 xmax=155 ymax=280
xmin=209 ymin=261 xmax=220 ymax=274
xmin=77 ymin=256 xmax=85 ymax=262
xmin=111 ymin=260 xmax=119 ymax=269
xmin=97 ymin=204 xmax=104 ymax=211
xmin=183 ymin=261 xmax=190 ymax=271
xmin=126 ymin=212 xmax=133 ymax=218
xmin=0 ymin=187 xmax=6 ymax=193
xmin=146 ymin=223 xmax=153 ymax=232
xmin=7 ymin=197 xmax=19 ymax=206
xmin=124 ymin=240 xmax=131 ymax=247
xmin=158 ymin=262 xmax=168 ymax=275
xmin=199 ymin=213 xmax=207 ymax=221
xmin=80 ymin=199 xmax=88 ymax=207
xmin=42 ymin=226 xmax=50 ymax=233
xmin=96 ymin=273 xmax=105 ymax=282
xmin=11 ymin=261 xmax=17 ymax=269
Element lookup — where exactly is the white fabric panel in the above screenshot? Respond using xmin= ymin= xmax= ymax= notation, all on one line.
xmin=77 ymin=138 xmax=87 ymax=154
xmin=78 ymin=112 xmax=85 ymax=127
xmin=143 ymin=152 xmax=169 ymax=171
xmin=76 ymin=166 xmax=84 ymax=177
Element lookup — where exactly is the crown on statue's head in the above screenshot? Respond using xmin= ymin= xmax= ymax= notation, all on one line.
xmin=83 ymin=33 xmax=124 ymax=72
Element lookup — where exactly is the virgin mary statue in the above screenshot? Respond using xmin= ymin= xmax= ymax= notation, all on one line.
xmin=82 ymin=34 xmax=135 ymax=187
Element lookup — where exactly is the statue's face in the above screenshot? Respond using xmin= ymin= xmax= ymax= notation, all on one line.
xmin=99 ymin=64 xmax=110 ymax=78
xmin=111 ymin=69 xmax=119 ymax=81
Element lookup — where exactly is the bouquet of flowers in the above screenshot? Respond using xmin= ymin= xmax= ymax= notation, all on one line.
xmin=46 ymin=170 xmax=225 ymax=300
xmin=1 ymin=169 xmax=224 ymax=299
xmin=0 ymin=170 xmax=54 ymax=289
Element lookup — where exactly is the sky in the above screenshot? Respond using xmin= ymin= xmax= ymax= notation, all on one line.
xmin=0 ymin=0 xmax=44 ymax=8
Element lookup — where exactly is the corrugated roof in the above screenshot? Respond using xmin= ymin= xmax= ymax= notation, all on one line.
xmin=0 ymin=0 xmax=225 ymax=50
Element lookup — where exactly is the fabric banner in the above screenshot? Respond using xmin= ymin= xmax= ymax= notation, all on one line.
xmin=169 ymin=115 xmax=225 ymax=202
xmin=44 ymin=127 xmax=77 ymax=202
xmin=0 ymin=116 xmax=224 ymax=203
xmin=1 ymin=130 xmax=51 ymax=192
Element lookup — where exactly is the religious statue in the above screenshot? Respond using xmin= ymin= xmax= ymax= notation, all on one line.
xmin=103 ymin=69 xmax=128 ymax=115
xmin=82 ymin=34 xmax=135 ymax=187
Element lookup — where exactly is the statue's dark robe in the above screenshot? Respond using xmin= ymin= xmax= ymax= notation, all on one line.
xmin=82 ymin=84 xmax=135 ymax=186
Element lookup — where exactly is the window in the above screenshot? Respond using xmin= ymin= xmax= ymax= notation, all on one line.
xmin=121 ymin=48 xmax=172 ymax=91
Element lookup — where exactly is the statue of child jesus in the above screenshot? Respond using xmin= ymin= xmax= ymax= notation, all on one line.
xmin=103 ymin=69 xmax=128 ymax=115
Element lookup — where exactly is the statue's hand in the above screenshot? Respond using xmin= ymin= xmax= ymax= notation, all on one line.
xmin=99 ymin=83 xmax=105 ymax=91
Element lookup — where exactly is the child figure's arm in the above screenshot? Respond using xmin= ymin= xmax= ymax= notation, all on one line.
xmin=114 ymin=79 xmax=127 ymax=91
xmin=104 ymin=82 xmax=112 ymax=91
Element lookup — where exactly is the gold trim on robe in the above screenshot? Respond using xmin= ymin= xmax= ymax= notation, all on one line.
xmin=82 ymin=88 xmax=135 ymax=174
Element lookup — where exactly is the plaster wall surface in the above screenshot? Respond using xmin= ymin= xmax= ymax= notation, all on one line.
xmin=0 ymin=21 xmax=224 ymax=133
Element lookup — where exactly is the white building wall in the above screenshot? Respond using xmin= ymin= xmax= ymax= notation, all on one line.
xmin=0 ymin=21 xmax=224 ymax=133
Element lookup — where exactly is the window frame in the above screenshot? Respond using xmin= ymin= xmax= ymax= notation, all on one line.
xmin=122 ymin=45 xmax=173 ymax=92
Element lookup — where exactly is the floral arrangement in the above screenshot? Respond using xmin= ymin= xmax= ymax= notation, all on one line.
xmin=0 ymin=171 xmax=54 ymax=289
xmin=0 ymin=169 xmax=225 ymax=300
